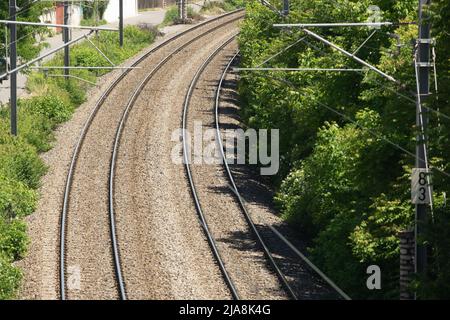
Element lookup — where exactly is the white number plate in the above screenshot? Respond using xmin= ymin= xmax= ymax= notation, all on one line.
xmin=411 ymin=168 xmax=432 ymax=204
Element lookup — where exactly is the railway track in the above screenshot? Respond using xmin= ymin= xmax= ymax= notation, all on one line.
xmin=59 ymin=9 xmax=244 ymax=300
xmin=213 ymin=51 xmax=351 ymax=301
xmin=182 ymin=39 xmax=298 ymax=299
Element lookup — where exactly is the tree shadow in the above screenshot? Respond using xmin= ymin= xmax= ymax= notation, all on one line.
xmin=209 ymin=63 xmax=345 ymax=300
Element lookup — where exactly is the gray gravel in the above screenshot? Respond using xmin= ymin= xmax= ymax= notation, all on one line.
xmin=217 ymin=59 xmax=342 ymax=300
xmin=17 ymin=12 xmax=244 ymax=300
xmin=113 ymin=21 xmax=243 ymax=300
xmin=184 ymin=43 xmax=288 ymax=300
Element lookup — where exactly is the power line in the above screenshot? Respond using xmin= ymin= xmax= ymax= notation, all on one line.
xmin=301 ymin=27 xmax=397 ymax=82
xmin=360 ymin=74 xmax=450 ymax=122
xmin=287 ymin=30 xmax=450 ymax=123
xmin=255 ymin=36 xmax=308 ymax=68
xmin=352 ymin=29 xmax=378 ymax=55
xmin=236 ymin=67 xmax=365 ymax=72
xmin=6 ymin=0 xmax=40 ymax=20
xmin=240 ymin=72 xmax=450 ymax=180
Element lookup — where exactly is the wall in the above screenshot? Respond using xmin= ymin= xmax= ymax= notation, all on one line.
xmin=104 ymin=0 xmax=139 ymax=23
xmin=40 ymin=3 xmax=82 ymax=33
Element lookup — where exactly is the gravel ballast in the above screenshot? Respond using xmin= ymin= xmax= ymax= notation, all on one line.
xmin=183 ymin=42 xmax=289 ymax=300
xmin=113 ymin=22 xmax=242 ymax=300
xmin=17 ymin=12 xmax=244 ymax=300
xmin=216 ymin=59 xmax=343 ymax=300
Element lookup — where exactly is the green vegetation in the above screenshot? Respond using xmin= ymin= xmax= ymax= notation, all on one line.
xmin=0 ymin=25 xmax=156 ymax=299
xmin=0 ymin=1 xmax=53 ymax=62
xmin=81 ymin=0 xmax=110 ymax=21
xmin=239 ymin=0 xmax=450 ymax=299
xmin=28 ymin=25 xmax=157 ymax=104
xmin=161 ymin=5 xmax=203 ymax=26
xmin=80 ymin=18 xmax=107 ymax=27
xmin=200 ymin=0 xmax=245 ymax=14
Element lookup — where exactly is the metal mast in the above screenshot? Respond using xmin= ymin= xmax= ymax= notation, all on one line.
xmin=9 ymin=0 xmax=17 ymax=136
xmin=415 ymin=0 xmax=432 ymax=278
xmin=63 ymin=1 xmax=70 ymax=80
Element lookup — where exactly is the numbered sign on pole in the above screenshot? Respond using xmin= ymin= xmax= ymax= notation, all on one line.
xmin=411 ymin=168 xmax=432 ymax=204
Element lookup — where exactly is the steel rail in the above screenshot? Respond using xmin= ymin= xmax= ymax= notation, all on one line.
xmin=109 ymin=15 xmax=245 ymax=300
xmin=182 ymin=35 xmax=241 ymax=300
xmin=59 ymin=9 xmax=244 ymax=300
xmin=214 ymin=52 xmax=298 ymax=300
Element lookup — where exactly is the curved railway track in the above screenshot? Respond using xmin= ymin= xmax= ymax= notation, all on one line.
xmin=182 ymin=39 xmax=298 ymax=300
xmin=59 ymin=9 xmax=244 ymax=300
xmin=214 ymin=53 xmax=352 ymax=301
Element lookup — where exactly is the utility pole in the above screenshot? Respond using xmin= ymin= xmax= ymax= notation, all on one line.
xmin=283 ymin=0 xmax=289 ymax=16
xmin=63 ymin=1 xmax=70 ymax=80
xmin=179 ymin=0 xmax=187 ymax=23
xmin=415 ymin=0 xmax=432 ymax=279
xmin=119 ymin=0 xmax=124 ymax=47
xmin=9 ymin=0 xmax=17 ymax=136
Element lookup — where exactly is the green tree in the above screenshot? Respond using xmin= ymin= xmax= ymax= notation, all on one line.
xmin=239 ymin=0 xmax=450 ymax=299
xmin=0 ymin=1 xmax=53 ymax=62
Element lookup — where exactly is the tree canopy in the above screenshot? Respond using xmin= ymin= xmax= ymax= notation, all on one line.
xmin=0 ymin=1 xmax=53 ymax=62
xmin=238 ymin=0 xmax=450 ymax=299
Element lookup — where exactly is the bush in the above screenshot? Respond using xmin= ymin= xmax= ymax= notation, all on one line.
xmin=0 ymin=218 xmax=28 ymax=261
xmin=72 ymin=45 xmax=110 ymax=69
xmin=162 ymin=6 xmax=180 ymax=26
xmin=23 ymin=95 xmax=74 ymax=126
xmin=0 ymin=105 xmax=54 ymax=153
xmin=239 ymin=0 xmax=435 ymax=299
xmin=0 ymin=144 xmax=47 ymax=190
xmin=0 ymin=253 xmax=21 ymax=300
xmin=162 ymin=6 xmax=203 ymax=26
xmin=80 ymin=18 xmax=107 ymax=26
xmin=200 ymin=0 xmax=244 ymax=14
xmin=0 ymin=174 xmax=37 ymax=219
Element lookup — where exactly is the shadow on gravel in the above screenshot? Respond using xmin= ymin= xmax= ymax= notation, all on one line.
xmin=209 ymin=182 xmax=341 ymax=300
xmin=211 ymin=59 xmax=345 ymax=300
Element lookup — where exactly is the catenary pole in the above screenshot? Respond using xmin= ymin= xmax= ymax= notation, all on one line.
xmin=63 ymin=1 xmax=70 ymax=81
xmin=9 ymin=0 xmax=17 ymax=136
xmin=283 ymin=0 xmax=289 ymax=16
xmin=119 ymin=0 xmax=124 ymax=47
xmin=415 ymin=0 xmax=432 ymax=282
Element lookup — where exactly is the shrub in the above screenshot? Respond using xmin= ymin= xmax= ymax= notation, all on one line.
xmin=80 ymin=18 xmax=107 ymax=26
xmin=0 ymin=105 xmax=54 ymax=153
xmin=162 ymin=6 xmax=203 ymax=26
xmin=239 ymin=0 xmax=437 ymax=299
xmin=0 ymin=174 xmax=37 ymax=219
xmin=0 ymin=218 xmax=28 ymax=261
xmin=162 ymin=6 xmax=180 ymax=26
xmin=23 ymin=95 xmax=74 ymax=126
xmin=0 ymin=144 xmax=46 ymax=190
xmin=0 ymin=253 xmax=21 ymax=300
xmin=200 ymin=0 xmax=243 ymax=14
xmin=72 ymin=45 xmax=110 ymax=68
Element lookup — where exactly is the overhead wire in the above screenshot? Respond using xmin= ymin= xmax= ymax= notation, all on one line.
xmin=238 ymin=51 xmax=450 ymax=181
xmin=256 ymin=26 xmax=450 ymax=123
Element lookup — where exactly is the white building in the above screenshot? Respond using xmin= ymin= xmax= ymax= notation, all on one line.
xmin=104 ymin=0 xmax=139 ymax=23
xmin=40 ymin=3 xmax=82 ymax=32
